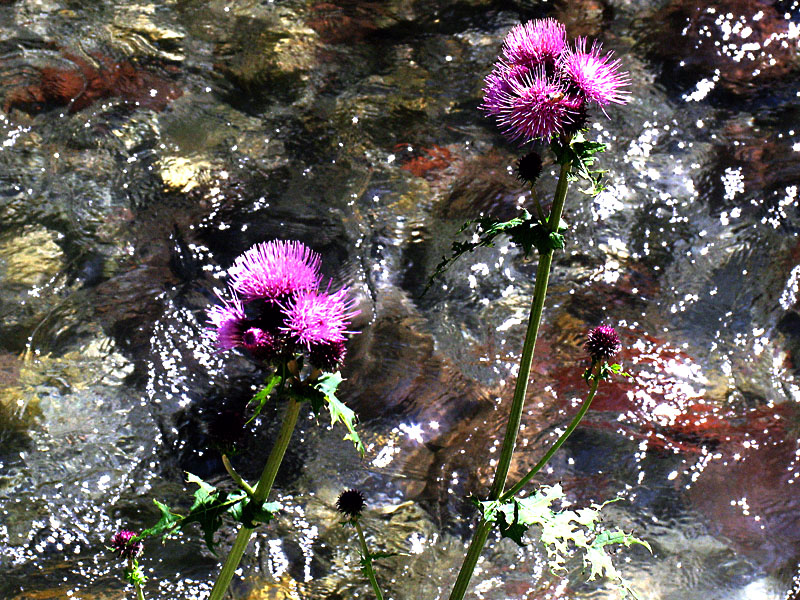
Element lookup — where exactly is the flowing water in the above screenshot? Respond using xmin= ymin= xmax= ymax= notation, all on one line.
xmin=1 ymin=0 xmax=799 ymax=599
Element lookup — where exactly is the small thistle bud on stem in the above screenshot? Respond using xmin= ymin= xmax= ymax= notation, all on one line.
xmin=336 ymin=488 xmax=367 ymax=519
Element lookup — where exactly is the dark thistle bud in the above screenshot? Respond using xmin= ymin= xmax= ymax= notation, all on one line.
xmin=308 ymin=340 xmax=347 ymax=372
xmin=110 ymin=530 xmax=143 ymax=559
xmin=205 ymin=406 xmax=248 ymax=454
xmin=516 ymin=151 xmax=543 ymax=185
xmin=336 ymin=488 xmax=366 ymax=519
xmin=585 ymin=325 xmax=622 ymax=362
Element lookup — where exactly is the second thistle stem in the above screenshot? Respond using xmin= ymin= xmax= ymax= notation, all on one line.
xmin=208 ymin=397 xmax=303 ymax=600
xmin=355 ymin=520 xmax=385 ymax=600
xmin=501 ymin=367 xmax=601 ymax=502
xmin=448 ymin=158 xmax=572 ymax=600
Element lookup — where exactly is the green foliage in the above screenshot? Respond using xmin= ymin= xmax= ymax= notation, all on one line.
xmin=584 ymin=361 xmax=632 ymax=384
xmin=138 ymin=499 xmax=181 ymax=540
xmin=125 ymin=560 xmax=148 ymax=587
xmin=313 ymin=372 xmax=365 ymax=456
xmin=426 ymin=211 xmax=568 ymax=291
xmin=139 ymin=474 xmax=279 ymax=553
xmin=246 ymin=372 xmax=283 ymax=424
xmin=552 ymin=132 xmax=607 ymax=196
xmin=473 ymin=485 xmax=650 ymax=598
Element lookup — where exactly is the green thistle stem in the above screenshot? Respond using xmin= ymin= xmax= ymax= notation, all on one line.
xmin=208 ymin=397 xmax=303 ymax=600
xmin=135 ymin=582 xmax=145 ymax=600
xmin=500 ymin=365 xmax=602 ymax=502
xmin=447 ymin=158 xmax=572 ymax=600
xmin=355 ymin=520 xmax=385 ymax=600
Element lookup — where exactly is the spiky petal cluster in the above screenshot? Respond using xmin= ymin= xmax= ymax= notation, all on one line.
xmin=561 ymin=38 xmax=630 ymax=108
xmin=110 ymin=530 xmax=143 ymax=559
xmin=228 ymin=240 xmax=321 ymax=303
xmin=502 ymin=18 xmax=567 ymax=66
xmin=280 ymin=288 xmax=358 ymax=348
xmin=585 ymin=325 xmax=622 ymax=361
xmin=481 ymin=19 xmax=629 ymax=144
xmin=207 ymin=240 xmax=358 ymax=371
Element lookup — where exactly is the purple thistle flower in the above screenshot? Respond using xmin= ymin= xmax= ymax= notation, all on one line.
xmin=228 ymin=240 xmax=322 ymax=303
xmin=207 ymin=292 xmax=247 ymax=350
xmin=485 ymin=69 xmax=581 ymax=143
xmin=585 ymin=325 xmax=622 ymax=361
xmin=561 ymin=38 xmax=629 ymax=108
xmin=502 ymin=18 xmax=567 ymax=67
xmin=110 ymin=530 xmax=143 ymax=559
xmin=280 ymin=288 xmax=358 ymax=349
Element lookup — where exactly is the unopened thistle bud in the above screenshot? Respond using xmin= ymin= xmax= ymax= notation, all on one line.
xmin=585 ymin=325 xmax=621 ymax=362
xmin=336 ymin=488 xmax=366 ymax=519
xmin=110 ymin=530 xmax=143 ymax=559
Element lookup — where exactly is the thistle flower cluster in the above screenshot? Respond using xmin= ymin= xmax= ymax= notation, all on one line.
xmin=481 ymin=18 xmax=629 ymax=144
xmin=109 ymin=530 xmax=143 ymax=559
xmin=208 ymin=240 xmax=358 ymax=372
xmin=585 ymin=325 xmax=621 ymax=362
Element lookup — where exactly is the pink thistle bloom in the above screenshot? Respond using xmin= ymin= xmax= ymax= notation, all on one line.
xmin=502 ymin=18 xmax=567 ymax=67
xmin=484 ymin=68 xmax=581 ymax=143
xmin=207 ymin=292 xmax=247 ymax=350
xmin=228 ymin=240 xmax=322 ymax=303
xmin=561 ymin=38 xmax=629 ymax=108
xmin=110 ymin=530 xmax=143 ymax=559
xmin=585 ymin=325 xmax=622 ymax=361
xmin=280 ymin=288 xmax=359 ymax=349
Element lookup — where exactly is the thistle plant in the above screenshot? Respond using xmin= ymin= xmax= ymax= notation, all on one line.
xmin=336 ymin=489 xmax=392 ymax=600
xmin=108 ymin=529 xmax=146 ymax=600
xmin=111 ymin=19 xmax=649 ymax=600
xmin=434 ymin=18 xmax=649 ymax=600
xmin=129 ymin=240 xmax=364 ymax=600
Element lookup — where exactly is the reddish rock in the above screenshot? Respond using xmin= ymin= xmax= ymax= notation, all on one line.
xmin=3 ymin=49 xmax=182 ymax=114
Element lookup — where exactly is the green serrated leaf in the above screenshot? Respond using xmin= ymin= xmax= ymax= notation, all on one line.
xmin=246 ymin=373 xmax=282 ymax=425
xmin=314 ymin=372 xmax=365 ymax=456
xmin=139 ymin=498 xmax=181 ymax=540
xmin=489 ymin=485 xmax=648 ymax=598
xmin=229 ymin=497 xmax=280 ymax=528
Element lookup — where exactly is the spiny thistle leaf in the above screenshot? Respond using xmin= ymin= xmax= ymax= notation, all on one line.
xmin=475 ymin=484 xmax=648 ymax=599
xmin=314 ymin=372 xmax=365 ymax=457
xmin=551 ymin=132 xmax=607 ymax=196
xmin=138 ymin=499 xmax=181 ymax=540
xmin=246 ymin=372 xmax=283 ymax=425
xmin=425 ymin=211 xmax=568 ymax=292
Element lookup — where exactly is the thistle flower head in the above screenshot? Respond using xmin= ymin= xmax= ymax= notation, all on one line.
xmin=502 ymin=18 xmax=567 ymax=67
xmin=585 ymin=325 xmax=622 ymax=361
xmin=110 ymin=530 xmax=142 ymax=559
xmin=228 ymin=240 xmax=322 ymax=303
xmin=488 ymin=70 xmax=580 ymax=143
xmin=280 ymin=288 xmax=359 ymax=349
xmin=482 ymin=20 xmax=630 ymax=143
xmin=561 ymin=38 xmax=629 ymax=107
xmin=207 ymin=293 xmax=247 ymax=350
xmin=336 ymin=488 xmax=366 ymax=518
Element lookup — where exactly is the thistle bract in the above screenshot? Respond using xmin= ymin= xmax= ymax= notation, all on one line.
xmin=336 ymin=488 xmax=366 ymax=518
